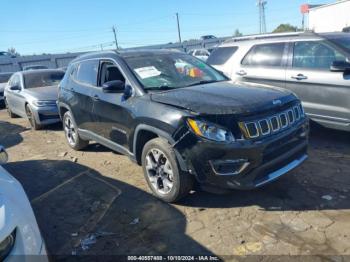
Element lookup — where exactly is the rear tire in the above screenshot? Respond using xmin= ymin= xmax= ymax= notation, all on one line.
xmin=63 ymin=111 xmax=89 ymax=150
xmin=141 ymin=137 xmax=193 ymax=203
xmin=5 ymin=98 xmax=16 ymax=118
xmin=25 ymin=104 xmax=41 ymax=130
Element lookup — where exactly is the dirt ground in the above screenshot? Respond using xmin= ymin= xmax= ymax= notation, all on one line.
xmin=1 ymin=107 xmax=350 ymax=260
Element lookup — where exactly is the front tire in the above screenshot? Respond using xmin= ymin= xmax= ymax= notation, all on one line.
xmin=5 ymin=98 xmax=16 ymax=118
xmin=141 ymin=138 xmax=193 ymax=203
xmin=25 ymin=104 xmax=41 ymax=130
xmin=63 ymin=111 xmax=89 ymax=150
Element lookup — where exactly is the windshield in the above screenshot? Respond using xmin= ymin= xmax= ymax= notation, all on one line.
xmin=327 ymin=35 xmax=350 ymax=53
xmin=24 ymin=71 xmax=64 ymax=89
xmin=123 ymin=53 xmax=227 ymax=90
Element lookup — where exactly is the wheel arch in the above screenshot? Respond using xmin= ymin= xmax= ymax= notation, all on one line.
xmin=133 ymin=124 xmax=188 ymax=171
xmin=58 ymin=102 xmax=72 ymax=120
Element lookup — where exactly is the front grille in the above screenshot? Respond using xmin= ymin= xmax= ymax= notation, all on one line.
xmin=39 ymin=113 xmax=59 ymax=121
xmin=239 ymin=103 xmax=305 ymax=139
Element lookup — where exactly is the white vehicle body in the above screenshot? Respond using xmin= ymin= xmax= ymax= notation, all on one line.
xmin=0 ymin=147 xmax=48 ymax=261
xmin=188 ymin=49 xmax=210 ymax=61
xmin=207 ymin=32 xmax=350 ymax=132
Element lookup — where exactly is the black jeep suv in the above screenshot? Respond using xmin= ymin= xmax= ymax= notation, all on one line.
xmin=58 ymin=50 xmax=309 ymax=202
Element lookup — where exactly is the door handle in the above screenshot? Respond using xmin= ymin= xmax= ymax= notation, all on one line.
xmin=236 ymin=70 xmax=247 ymax=76
xmin=291 ymin=74 xmax=308 ymax=80
xmin=92 ymin=95 xmax=100 ymax=101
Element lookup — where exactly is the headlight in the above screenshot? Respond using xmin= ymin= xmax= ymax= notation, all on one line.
xmin=0 ymin=230 xmax=16 ymax=261
xmin=187 ymin=119 xmax=235 ymax=143
xmin=32 ymin=100 xmax=57 ymax=107
xmin=0 ymin=146 xmax=8 ymax=165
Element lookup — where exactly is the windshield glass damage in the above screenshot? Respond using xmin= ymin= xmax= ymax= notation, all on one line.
xmin=124 ymin=53 xmax=227 ymax=90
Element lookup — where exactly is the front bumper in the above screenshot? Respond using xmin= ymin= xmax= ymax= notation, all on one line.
xmin=178 ymin=119 xmax=309 ymax=190
xmin=31 ymin=105 xmax=61 ymax=125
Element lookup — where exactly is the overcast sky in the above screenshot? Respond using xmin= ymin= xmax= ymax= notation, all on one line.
xmin=0 ymin=0 xmax=333 ymax=55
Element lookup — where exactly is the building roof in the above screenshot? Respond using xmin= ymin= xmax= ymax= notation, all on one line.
xmin=309 ymin=0 xmax=350 ymax=11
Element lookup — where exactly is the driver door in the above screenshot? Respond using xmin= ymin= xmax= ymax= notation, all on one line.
xmin=90 ymin=60 xmax=134 ymax=151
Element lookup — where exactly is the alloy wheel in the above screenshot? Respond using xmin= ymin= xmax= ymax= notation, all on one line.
xmin=64 ymin=116 xmax=77 ymax=146
xmin=25 ymin=106 xmax=35 ymax=127
xmin=5 ymin=99 xmax=11 ymax=116
xmin=145 ymin=148 xmax=174 ymax=195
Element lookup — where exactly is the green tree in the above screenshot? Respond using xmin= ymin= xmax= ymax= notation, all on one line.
xmin=234 ymin=29 xmax=243 ymax=37
xmin=273 ymin=24 xmax=299 ymax=33
xmin=7 ymin=47 xmax=20 ymax=56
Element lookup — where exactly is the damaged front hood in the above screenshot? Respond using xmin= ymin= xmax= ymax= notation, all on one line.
xmin=150 ymin=81 xmax=297 ymax=115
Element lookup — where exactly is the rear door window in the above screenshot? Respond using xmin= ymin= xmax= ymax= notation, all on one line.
xmin=242 ymin=43 xmax=286 ymax=67
xmin=76 ymin=60 xmax=99 ymax=86
xmin=292 ymin=41 xmax=347 ymax=70
xmin=207 ymin=46 xmax=238 ymax=65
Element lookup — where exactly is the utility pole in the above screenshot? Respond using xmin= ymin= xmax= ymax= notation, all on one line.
xmin=100 ymin=44 xmax=103 ymax=51
xmin=257 ymin=0 xmax=267 ymax=34
xmin=176 ymin=13 xmax=182 ymax=43
xmin=112 ymin=26 xmax=119 ymax=50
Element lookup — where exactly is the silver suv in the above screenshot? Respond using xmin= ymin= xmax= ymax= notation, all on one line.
xmin=208 ymin=32 xmax=350 ymax=132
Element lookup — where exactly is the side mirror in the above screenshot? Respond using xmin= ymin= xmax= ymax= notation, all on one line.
xmin=330 ymin=60 xmax=350 ymax=72
xmin=10 ymin=85 xmax=21 ymax=91
xmin=102 ymin=80 xmax=125 ymax=93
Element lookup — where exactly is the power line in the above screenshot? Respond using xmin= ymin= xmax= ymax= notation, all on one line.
xmin=112 ymin=26 xmax=119 ymax=50
xmin=176 ymin=13 xmax=182 ymax=43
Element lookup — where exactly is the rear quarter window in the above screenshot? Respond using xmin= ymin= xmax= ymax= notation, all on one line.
xmin=242 ymin=43 xmax=286 ymax=67
xmin=207 ymin=46 xmax=238 ymax=65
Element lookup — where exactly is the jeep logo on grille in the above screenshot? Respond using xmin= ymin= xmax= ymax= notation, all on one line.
xmin=272 ymin=99 xmax=282 ymax=106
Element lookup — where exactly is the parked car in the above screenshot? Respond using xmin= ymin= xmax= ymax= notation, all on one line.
xmin=23 ymin=65 xmax=49 ymax=71
xmin=4 ymin=69 xmax=64 ymax=130
xmin=58 ymin=50 xmax=309 ymax=202
xmin=0 ymin=146 xmax=48 ymax=260
xmin=188 ymin=49 xmax=211 ymax=61
xmin=0 ymin=72 xmax=13 ymax=107
xmin=0 ymin=51 xmax=16 ymax=59
xmin=207 ymin=31 xmax=350 ymax=132
xmin=201 ymin=35 xmax=217 ymax=40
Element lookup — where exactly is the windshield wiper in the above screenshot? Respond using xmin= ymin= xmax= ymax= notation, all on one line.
xmin=146 ymin=85 xmax=176 ymax=91
xmin=185 ymin=80 xmax=220 ymax=87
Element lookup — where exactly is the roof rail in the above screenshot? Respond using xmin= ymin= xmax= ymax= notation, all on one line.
xmin=224 ymin=31 xmax=317 ymax=43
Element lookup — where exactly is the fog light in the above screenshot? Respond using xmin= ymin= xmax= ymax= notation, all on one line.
xmin=0 ymin=230 xmax=16 ymax=261
xmin=209 ymin=159 xmax=249 ymax=176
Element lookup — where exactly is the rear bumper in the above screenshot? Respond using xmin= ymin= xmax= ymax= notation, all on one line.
xmin=179 ymin=119 xmax=309 ymax=190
